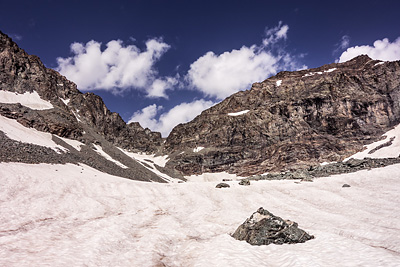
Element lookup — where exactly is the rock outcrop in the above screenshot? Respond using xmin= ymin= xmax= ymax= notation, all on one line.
xmin=164 ymin=55 xmax=400 ymax=176
xmin=232 ymin=207 xmax=314 ymax=246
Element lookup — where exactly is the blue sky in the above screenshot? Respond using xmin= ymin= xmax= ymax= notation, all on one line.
xmin=1 ymin=0 xmax=400 ymax=136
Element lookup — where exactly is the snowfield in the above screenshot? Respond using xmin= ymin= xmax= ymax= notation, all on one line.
xmin=0 ymin=90 xmax=54 ymax=110
xmin=1 ymin=162 xmax=400 ymax=266
xmin=0 ymin=115 xmax=67 ymax=153
xmin=346 ymin=124 xmax=400 ymax=160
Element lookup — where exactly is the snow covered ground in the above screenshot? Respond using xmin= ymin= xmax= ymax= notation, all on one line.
xmin=1 ymin=162 xmax=399 ymax=266
xmin=346 ymin=124 xmax=400 ymax=160
xmin=0 ymin=90 xmax=53 ymax=110
xmin=0 ymin=115 xmax=67 ymax=153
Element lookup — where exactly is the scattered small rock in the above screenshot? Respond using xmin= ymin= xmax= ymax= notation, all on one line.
xmin=216 ymin=183 xmax=230 ymax=188
xmin=231 ymin=207 xmax=314 ymax=246
xmin=342 ymin=184 xmax=351 ymax=188
xmin=239 ymin=179 xmax=250 ymax=186
xmin=222 ymin=178 xmax=232 ymax=181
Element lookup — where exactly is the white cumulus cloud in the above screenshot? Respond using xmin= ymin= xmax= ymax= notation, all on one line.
xmin=338 ymin=37 xmax=400 ymax=62
xmin=186 ymin=22 xmax=304 ymax=100
xmin=147 ymin=76 xmax=179 ymax=98
xmin=128 ymin=99 xmax=215 ymax=137
xmin=56 ymin=38 xmax=171 ymax=95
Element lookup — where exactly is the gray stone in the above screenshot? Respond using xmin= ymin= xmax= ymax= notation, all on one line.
xmin=238 ymin=179 xmax=250 ymax=186
xmin=216 ymin=183 xmax=230 ymax=188
xmin=232 ymin=207 xmax=314 ymax=246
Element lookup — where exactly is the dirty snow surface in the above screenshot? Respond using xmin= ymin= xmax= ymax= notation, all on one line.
xmin=1 ymin=162 xmax=400 ymax=266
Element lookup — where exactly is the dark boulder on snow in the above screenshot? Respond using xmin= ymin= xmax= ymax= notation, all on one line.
xmin=232 ymin=207 xmax=314 ymax=246
xmin=238 ymin=179 xmax=250 ymax=186
xmin=342 ymin=184 xmax=351 ymax=188
xmin=216 ymin=183 xmax=230 ymax=188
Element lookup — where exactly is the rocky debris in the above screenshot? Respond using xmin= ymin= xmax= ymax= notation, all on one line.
xmin=232 ymin=207 xmax=314 ymax=246
xmin=216 ymin=183 xmax=230 ymax=188
xmin=368 ymin=137 xmax=395 ymax=154
xmin=238 ymin=179 xmax=250 ymax=186
xmin=249 ymin=157 xmax=400 ymax=181
xmin=342 ymin=184 xmax=351 ymax=188
xmin=0 ymin=131 xmax=166 ymax=182
xmin=164 ymin=55 xmax=400 ymax=176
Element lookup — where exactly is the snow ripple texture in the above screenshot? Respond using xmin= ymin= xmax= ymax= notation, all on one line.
xmin=0 ymin=162 xmax=400 ymax=266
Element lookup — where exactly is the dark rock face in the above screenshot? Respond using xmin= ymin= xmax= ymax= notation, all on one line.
xmin=165 ymin=55 xmax=400 ymax=176
xmin=232 ymin=207 xmax=314 ymax=246
xmin=0 ymin=31 xmax=162 ymax=153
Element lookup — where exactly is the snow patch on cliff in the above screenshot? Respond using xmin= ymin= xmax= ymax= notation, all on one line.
xmin=0 ymin=115 xmax=66 ymax=153
xmin=0 ymin=90 xmax=53 ymax=110
xmin=93 ymin=144 xmax=128 ymax=169
xmin=346 ymin=123 xmax=400 ymax=160
xmin=228 ymin=110 xmax=249 ymax=116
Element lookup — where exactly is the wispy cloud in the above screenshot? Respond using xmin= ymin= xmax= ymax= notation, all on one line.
xmin=333 ymin=35 xmax=350 ymax=55
xmin=9 ymin=33 xmax=22 ymax=41
xmin=338 ymin=37 xmax=400 ymax=62
xmin=128 ymin=100 xmax=215 ymax=137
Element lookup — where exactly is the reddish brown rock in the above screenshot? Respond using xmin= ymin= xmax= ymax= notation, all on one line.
xmin=164 ymin=55 xmax=400 ymax=176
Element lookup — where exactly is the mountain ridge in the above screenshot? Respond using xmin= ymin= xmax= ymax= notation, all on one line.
xmin=0 ymin=31 xmax=175 ymax=182
xmin=164 ymin=55 xmax=400 ymax=176
xmin=1 ymin=30 xmax=400 ymax=179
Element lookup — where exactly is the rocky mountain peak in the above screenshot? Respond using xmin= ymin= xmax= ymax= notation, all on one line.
xmin=164 ymin=55 xmax=400 ymax=176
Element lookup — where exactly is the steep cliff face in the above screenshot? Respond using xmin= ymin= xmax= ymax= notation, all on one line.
xmin=0 ymin=31 xmax=162 ymax=153
xmin=164 ymin=55 xmax=400 ymax=176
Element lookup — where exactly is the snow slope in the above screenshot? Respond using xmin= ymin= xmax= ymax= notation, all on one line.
xmin=118 ymin=148 xmax=178 ymax=182
xmin=1 ymin=162 xmax=399 ymax=266
xmin=0 ymin=90 xmax=53 ymax=110
xmin=185 ymin=171 xmax=244 ymax=182
xmin=93 ymin=144 xmax=128 ymax=169
xmin=0 ymin=115 xmax=66 ymax=153
xmin=346 ymin=124 xmax=400 ymax=160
